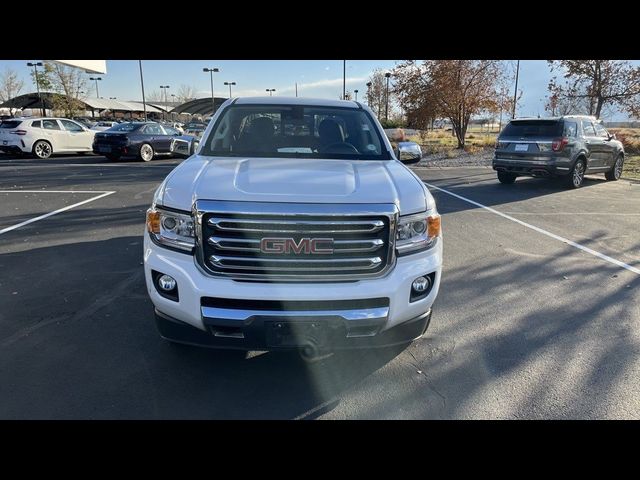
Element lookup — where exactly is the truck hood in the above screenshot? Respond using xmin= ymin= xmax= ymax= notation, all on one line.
xmin=157 ymin=156 xmax=429 ymax=214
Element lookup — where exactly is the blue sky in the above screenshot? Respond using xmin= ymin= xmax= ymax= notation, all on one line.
xmin=2 ymin=60 xmax=638 ymax=120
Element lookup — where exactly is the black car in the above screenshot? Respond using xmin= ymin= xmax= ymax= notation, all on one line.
xmin=493 ymin=115 xmax=625 ymax=188
xmin=92 ymin=122 xmax=200 ymax=161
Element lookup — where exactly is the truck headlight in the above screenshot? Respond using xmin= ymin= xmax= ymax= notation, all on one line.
xmin=146 ymin=207 xmax=195 ymax=253
xmin=396 ymin=211 xmax=441 ymax=256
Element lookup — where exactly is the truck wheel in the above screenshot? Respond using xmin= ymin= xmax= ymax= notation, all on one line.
xmin=139 ymin=143 xmax=154 ymax=162
xmin=32 ymin=140 xmax=52 ymax=159
xmin=497 ymin=171 xmax=517 ymax=184
xmin=605 ymin=155 xmax=624 ymax=181
xmin=565 ymin=158 xmax=585 ymax=188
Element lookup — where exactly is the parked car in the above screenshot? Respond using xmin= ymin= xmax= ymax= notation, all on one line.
xmin=144 ymin=96 xmax=442 ymax=360
xmin=92 ymin=122 xmax=199 ymax=161
xmin=91 ymin=121 xmax=119 ymax=132
xmin=493 ymin=115 xmax=625 ymax=188
xmin=184 ymin=122 xmax=207 ymax=139
xmin=0 ymin=117 xmax=96 ymax=158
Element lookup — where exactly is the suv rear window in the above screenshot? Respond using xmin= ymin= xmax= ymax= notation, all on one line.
xmin=501 ymin=120 xmax=563 ymax=138
xmin=0 ymin=120 xmax=23 ymax=129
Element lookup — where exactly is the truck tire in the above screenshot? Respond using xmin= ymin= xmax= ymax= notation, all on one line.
xmin=605 ymin=155 xmax=624 ymax=181
xmin=497 ymin=171 xmax=517 ymax=184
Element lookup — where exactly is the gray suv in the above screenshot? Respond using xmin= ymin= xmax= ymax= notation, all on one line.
xmin=493 ymin=115 xmax=625 ymax=188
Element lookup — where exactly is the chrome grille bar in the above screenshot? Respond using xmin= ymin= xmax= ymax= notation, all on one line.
xmin=207 ymin=217 xmax=384 ymax=234
xmin=209 ymin=255 xmax=383 ymax=271
xmin=208 ymin=237 xmax=384 ymax=253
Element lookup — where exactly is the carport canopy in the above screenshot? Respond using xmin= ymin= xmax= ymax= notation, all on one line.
xmin=0 ymin=92 xmax=164 ymax=114
xmin=171 ymin=97 xmax=228 ymax=116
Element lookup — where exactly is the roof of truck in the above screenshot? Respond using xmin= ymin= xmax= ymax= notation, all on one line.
xmin=233 ymin=96 xmax=361 ymax=108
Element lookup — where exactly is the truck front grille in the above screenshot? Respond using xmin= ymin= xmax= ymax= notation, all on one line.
xmin=195 ymin=200 xmax=397 ymax=281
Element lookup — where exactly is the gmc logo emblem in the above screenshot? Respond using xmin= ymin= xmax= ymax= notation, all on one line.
xmin=260 ymin=238 xmax=334 ymax=255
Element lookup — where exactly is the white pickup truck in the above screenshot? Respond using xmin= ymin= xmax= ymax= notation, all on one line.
xmin=144 ymin=97 xmax=442 ymax=359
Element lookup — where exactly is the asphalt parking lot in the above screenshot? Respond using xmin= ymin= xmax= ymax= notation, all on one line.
xmin=1 ymin=153 xmax=639 ymax=419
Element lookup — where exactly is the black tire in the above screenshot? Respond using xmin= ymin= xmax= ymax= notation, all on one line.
xmin=605 ymin=155 xmax=624 ymax=181
xmin=105 ymin=154 xmax=121 ymax=161
xmin=139 ymin=143 xmax=154 ymax=162
xmin=32 ymin=140 xmax=53 ymax=159
xmin=497 ymin=171 xmax=517 ymax=184
xmin=565 ymin=158 xmax=586 ymax=188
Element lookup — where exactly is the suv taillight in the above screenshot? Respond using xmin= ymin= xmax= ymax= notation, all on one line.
xmin=10 ymin=129 xmax=27 ymax=136
xmin=551 ymin=137 xmax=569 ymax=152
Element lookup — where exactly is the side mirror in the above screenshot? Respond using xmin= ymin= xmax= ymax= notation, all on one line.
xmin=608 ymin=133 xmax=616 ymax=140
xmin=396 ymin=141 xmax=422 ymax=164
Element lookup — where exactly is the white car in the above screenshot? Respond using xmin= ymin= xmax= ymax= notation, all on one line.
xmin=90 ymin=121 xmax=119 ymax=132
xmin=144 ymin=97 xmax=443 ymax=360
xmin=0 ymin=117 xmax=96 ymax=158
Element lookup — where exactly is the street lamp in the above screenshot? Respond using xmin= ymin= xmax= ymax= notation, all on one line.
xmin=384 ymin=72 xmax=391 ymax=122
xmin=171 ymin=94 xmax=176 ymax=120
xmin=512 ymin=60 xmax=520 ymax=119
xmin=266 ymin=88 xmax=275 ymax=96
xmin=203 ymin=67 xmax=219 ymax=115
xmin=354 ymin=89 xmax=359 ymax=101
xmin=224 ymin=81 xmax=236 ymax=98
xmin=160 ymin=85 xmax=170 ymax=120
xmin=89 ymin=77 xmax=102 ymax=98
xmin=27 ymin=62 xmax=45 ymax=116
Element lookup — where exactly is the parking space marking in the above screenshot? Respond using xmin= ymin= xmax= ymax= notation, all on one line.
xmin=424 ymin=181 xmax=640 ymax=276
xmin=0 ymin=190 xmax=116 ymax=235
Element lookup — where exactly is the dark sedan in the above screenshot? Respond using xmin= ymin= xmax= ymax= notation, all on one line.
xmin=92 ymin=122 xmax=200 ymax=162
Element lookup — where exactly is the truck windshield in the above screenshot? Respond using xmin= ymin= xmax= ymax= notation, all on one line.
xmin=202 ymin=104 xmax=391 ymax=160
xmin=501 ymin=120 xmax=563 ymax=138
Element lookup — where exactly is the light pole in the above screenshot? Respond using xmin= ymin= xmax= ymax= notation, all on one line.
xmin=89 ymin=77 xmax=102 ymax=98
xmin=171 ymin=94 xmax=176 ymax=120
xmin=354 ymin=89 xmax=359 ymax=102
xmin=384 ymin=72 xmax=391 ymax=122
xmin=512 ymin=60 xmax=520 ymax=119
xmin=27 ymin=62 xmax=45 ymax=116
xmin=342 ymin=60 xmax=346 ymax=100
xmin=160 ymin=85 xmax=170 ymax=120
xmin=224 ymin=81 xmax=236 ymax=98
xmin=203 ymin=67 xmax=219 ymax=115
xmin=138 ymin=61 xmax=147 ymax=121
xmin=266 ymin=88 xmax=275 ymax=96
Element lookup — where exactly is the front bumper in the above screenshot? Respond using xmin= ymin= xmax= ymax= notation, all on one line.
xmin=144 ymin=233 xmax=442 ymax=350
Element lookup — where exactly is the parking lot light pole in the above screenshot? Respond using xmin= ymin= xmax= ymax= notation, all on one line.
xmin=266 ymin=88 xmax=275 ymax=96
xmin=160 ymin=85 xmax=170 ymax=120
xmin=512 ymin=60 xmax=520 ymax=119
xmin=354 ymin=89 xmax=358 ymax=101
xmin=89 ymin=77 xmax=102 ymax=98
xmin=203 ymin=67 xmax=219 ymax=115
xmin=138 ymin=61 xmax=147 ymax=121
xmin=224 ymin=81 xmax=236 ymax=99
xmin=27 ymin=62 xmax=45 ymax=116
xmin=384 ymin=72 xmax=391 ymax=122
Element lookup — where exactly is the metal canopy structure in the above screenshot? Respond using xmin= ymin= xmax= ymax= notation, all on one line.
xmin=170 ymin=97 xmax=228 ymax=116
xmin=0 ymin=92 xmax=164 ymax=114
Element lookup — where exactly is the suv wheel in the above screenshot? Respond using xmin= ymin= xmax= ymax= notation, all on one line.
xmin=33 ymin=140 xmax=52 ymax=159
xmin=565 ymin=158 xmax=585 ymax=188
xmin=605 ymin=155 xmax=624 ymax=181
xmin=497 ymin=171 xmax=517 ymax=184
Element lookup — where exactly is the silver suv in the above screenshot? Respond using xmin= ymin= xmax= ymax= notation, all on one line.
xmin=493 ymin=115 xmax=625 ymax=188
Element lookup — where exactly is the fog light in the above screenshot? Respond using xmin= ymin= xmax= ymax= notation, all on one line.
xmin=412 ymin=276 xmax=430 ymax=292
xmin=158 ymin=274 xmax=176 ymax=291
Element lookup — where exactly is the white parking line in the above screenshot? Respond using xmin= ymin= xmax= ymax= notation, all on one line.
xmin=424 ymin=181 xmax=640 ymax=276
xmin=0 ymin=190 xmax=116 ymax=235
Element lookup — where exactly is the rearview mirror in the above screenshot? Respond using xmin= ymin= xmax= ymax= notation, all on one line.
xmin=395 ymin=141 xmax=422 ymax=164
